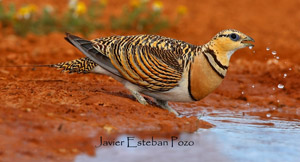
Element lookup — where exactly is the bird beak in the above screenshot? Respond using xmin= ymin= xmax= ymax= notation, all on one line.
xmin=241 ymin=36 xmax=255 ymax=47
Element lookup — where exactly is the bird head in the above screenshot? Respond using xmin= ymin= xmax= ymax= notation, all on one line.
xmin=210 ymin=29 xmax=255 ymax=52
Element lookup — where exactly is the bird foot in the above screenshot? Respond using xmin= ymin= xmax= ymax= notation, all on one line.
xmin=155 ymin=99 xmax=179 ymax=116
xmin=128 ymin=90 xmax=179 ymax=116
xmin=129 ymin=89 xmax=148 ymax=105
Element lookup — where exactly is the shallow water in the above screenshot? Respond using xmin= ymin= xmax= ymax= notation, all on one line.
xmin=75 ymin=110 xmax=300 ymax=162
xmin=201 ymin=112 xmax=300 ymax=162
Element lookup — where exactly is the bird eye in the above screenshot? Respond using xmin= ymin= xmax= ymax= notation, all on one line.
xmin=229 ymin=33 xmax=240 ymax=41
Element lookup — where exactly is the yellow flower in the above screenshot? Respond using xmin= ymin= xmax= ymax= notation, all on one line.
xmin=75 ymin=1 xmax=87 ymax=16
xmin=152 ymin=0 xmax=163 ymax=11
xmin=130 ymin=0 xmax=140 ymax=8
xmin=177 ymin=5 xmax=187 ymax=16
xmin=16 ymin=4 xmax=38 ymax=20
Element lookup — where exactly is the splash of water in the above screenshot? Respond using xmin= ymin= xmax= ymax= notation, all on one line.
xmin=277 ymin=84 xmax=284 ymax=89
xmin=283 ymin=73 xmax=287 ymax=78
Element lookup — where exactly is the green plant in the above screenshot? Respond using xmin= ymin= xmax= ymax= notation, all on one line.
xmin=0 ymin=1 xmax=105 ymax=36
xmin=0 ymin=0 xmax=187 ymax=36
xmin=110 ymin=0 xmax=169 ymax=33
xmin=37 ymin=6 xmax=57 ymax=34
xmin=12 ymin=4 xmax=38 ymax=36
xmin=0 ymin=3 xmax=16 ymax=28
xmin=61 ymin=0 xmax=104 ymax=36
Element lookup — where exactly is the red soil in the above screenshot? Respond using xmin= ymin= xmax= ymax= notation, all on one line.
xmin=0 ymin=0 xmax=299 ymax=161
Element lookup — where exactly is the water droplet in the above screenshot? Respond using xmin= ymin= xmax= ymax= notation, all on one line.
xmin=249 ymin=46 xmax=253 ymax=50
xmin=276 ymin=56 xmax=280 ymax=60
xmin=272 ymin=51 xmax=277 ymax=55
xmin=277 ymin=84 xmax=284 ymax=89
xmin=266 ymin=47 xmax=270 ymax=51
xmin=289 ymin=68 xmax=292 ymax=71
xmin=251 ymin=85 xmax=255 ymax=88
xmin=241 ymin=91 xmax=245 ymax=95
xmin=266 ymin=113 xmax=271 ymax=118
xmin=277 ymin=99 xmax=280 ymax=103
xmin=283 ymin=73 xmax=287 ymax=78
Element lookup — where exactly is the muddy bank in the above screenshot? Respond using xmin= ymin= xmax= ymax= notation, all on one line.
xmin=0 ymin=33 xmax=299 ymax=161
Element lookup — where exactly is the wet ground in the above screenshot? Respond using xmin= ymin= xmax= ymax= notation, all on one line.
xmin=76 ymin=111 xmax=300 ymax=162
xmin=0 ymin=0 xmax=300 ymax=161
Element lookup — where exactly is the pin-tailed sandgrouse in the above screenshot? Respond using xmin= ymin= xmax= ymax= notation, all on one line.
xmin=52 ymin=29 xmax=254 ymax=115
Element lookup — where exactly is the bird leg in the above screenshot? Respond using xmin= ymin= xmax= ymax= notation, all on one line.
xmin=129 ymin=89 xmax=148 ymax=105
xmin=128 ymin=89 xmax=179 ymax=116
xmin=155 ymin=99 xmax=179 ymax=116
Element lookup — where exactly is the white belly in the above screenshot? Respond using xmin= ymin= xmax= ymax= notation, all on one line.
xmin=91 ymin=65 xmax=193 ymax=102
xmin=142 ymin=76 xmax=193 ymax=102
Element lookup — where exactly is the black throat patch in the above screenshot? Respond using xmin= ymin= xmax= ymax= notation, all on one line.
xmin=203 ymin=48 xmax=228 ymax=78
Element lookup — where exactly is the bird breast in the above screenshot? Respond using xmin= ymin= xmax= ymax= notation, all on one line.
xmin=189 ymin=53 xmax=224 ymax=101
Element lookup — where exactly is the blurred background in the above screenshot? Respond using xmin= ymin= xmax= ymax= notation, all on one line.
xmin=1 ymin=0 xmax=300 ymax=62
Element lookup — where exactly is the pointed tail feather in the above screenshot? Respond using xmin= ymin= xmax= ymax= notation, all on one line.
xmin=0 ymin=57 xmax=97 ymax=74
xmin=0 ymin=64 xmax=54 ymax=68
xmin=52 ymin=57 xmax=97 ymax=73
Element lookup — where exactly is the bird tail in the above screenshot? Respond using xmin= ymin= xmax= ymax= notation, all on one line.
xmin=0 ymin=57 xmax=98 ymax=74
xmin=51 ymin=57 xmax=97 ymax=73
xmin=65 ymin=33 xmax=123 ymax=77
